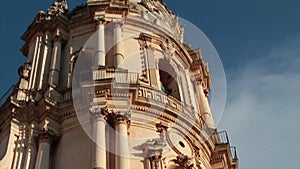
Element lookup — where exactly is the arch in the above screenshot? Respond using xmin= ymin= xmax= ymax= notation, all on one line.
xmin=158 ymin=59 xmax=181 ymax=101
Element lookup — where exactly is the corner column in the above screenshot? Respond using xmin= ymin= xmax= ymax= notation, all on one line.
xmin=114 ymin=112 xmax=130 ymax=169
xmin=90 ymin=107 xmax=108 ymax=169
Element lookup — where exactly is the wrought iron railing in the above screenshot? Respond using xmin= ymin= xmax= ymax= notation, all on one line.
xmin=230 ymin=146 xmax=238 ymax=160
xmin=211 ymin=131 xmax=238 ymax=160
xmin=0 ymin=85 xmax=14 ymax=107
xmin=211 ymin=131 xmax=229 ymax=145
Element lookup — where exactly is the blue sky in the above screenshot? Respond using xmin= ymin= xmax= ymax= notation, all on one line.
xmin=1 ymin=0 xmax=300 ymax=168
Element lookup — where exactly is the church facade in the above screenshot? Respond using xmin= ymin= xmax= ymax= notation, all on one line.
xmin=0 ymin=0 xmax=238 ymax=169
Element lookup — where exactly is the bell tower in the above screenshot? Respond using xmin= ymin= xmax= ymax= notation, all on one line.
xmin=0 ymin=0 xmax=238 ymax=169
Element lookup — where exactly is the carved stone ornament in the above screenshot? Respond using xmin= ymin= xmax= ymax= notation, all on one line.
xmin=139 ymin=0 xmax=163 ymax=13
xmin=18 ymin=62 xmax=31 ymax=79
xmin=112 ymin=110 xmax=131 ymax=126
xmin=37 ymin=120 xmax=59 ymax=143
xmin=89 ymin=106 xmax=109 ymax=120
xmin=156 ymin=122 xmax=168 ymax=140
xmin=173 ymin=154 xmax=195 ymax=169
xmin=47 ymin=0 xmax=68 ymax=16
xmin=94 ymin=16 xmax=106 ymax=26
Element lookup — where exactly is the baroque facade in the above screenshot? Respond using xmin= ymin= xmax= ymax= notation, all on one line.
xmin=0 ymin=0 xmax=238 ymax=169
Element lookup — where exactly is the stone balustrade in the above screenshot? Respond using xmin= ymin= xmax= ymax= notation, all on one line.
xmin=81 ymin=68 xmax=139 ymax=85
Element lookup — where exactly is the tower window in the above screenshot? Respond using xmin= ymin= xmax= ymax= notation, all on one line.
xmin=158 ymin=60 xmax=181 ymax=101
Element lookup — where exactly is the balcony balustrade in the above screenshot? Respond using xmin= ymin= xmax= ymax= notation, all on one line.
xmin=80 ymin=68 xmax=139 ymax=85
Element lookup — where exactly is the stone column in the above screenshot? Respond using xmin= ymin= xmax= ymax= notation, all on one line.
xmin=23 ymin=123 xmax=37 ymax=169
xmin=90 ymin=107 xmax=108 ymax=169
xmin=34 ymin=139 xmax=50 ymax=169
xmin=197 ymin=82 xmax=215 ymax=129
xmin=114 ymin=112 xmax=130 ymax=169
xmin=34 ymin=121 xmax=57 ymax=169
xmin=38 ymin=32 xmax=52 ymax=90
xmin=29 ymin=35 xmax=43 ymax=89
xmin=49 ymin=36 xmax=62 ymax=86
xmin=114 ymin=21 xmax=124 ymax=67
xmin=95 ymin=18 xmax=106 ymax=67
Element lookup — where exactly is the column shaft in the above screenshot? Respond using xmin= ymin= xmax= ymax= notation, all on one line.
xmin=198 ymin=83 xmax=215 ymax=128
xmin=96 ymin=23 xmax=106 ymax=67
xmin=38 ymin=38 xmax=52 ymax=90
xmin=29 ymin=36 xmax=42 ymax=89
xmin=23 ymin=124 xmax=37 ymax=169
xmin=114 ymin=23 xmax=123 ymax=67
xmin=115 ymin=122 xmax=130 ymax=169
xmin=34 ymin=141 xmax=50 ymax=169
xmin=49 ymin=39 xmax=62 ymax=86
xmin=94 ymin=118 xmax=106 ymax=169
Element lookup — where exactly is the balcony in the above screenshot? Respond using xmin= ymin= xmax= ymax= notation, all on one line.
xmin=78 ymin=67 xmax=202 ymax=132
xmin=212 ymin=130 xmax=230 ymax=145
xmin=80 ymin=68 xmax=139 ymax=85
xmin=211 ymin=131 xmax=238 ymax=168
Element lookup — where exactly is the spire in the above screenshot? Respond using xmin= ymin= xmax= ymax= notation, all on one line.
xmin=47 ymin=0 xmax=68 ymax=15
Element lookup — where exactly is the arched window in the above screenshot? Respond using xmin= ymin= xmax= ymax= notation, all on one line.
xmin=158 ymin=60 xmax=181 ymax=101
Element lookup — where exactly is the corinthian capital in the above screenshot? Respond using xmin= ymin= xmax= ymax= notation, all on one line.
xmin=113 ymin=19 xmax=124 ymax=28
xmin=112 ymin=111 xmax=131 ymax=126
xmin=37 ymin=120 xmax=60 ymax=143
xmin=89 ymin=106 xmax=109 ymax=120
xmin=94 ymin=16 xmax=106 ymax=26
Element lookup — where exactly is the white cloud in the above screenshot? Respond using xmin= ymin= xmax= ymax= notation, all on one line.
xmin=219 ymin=34 xmax=300 ymax=168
